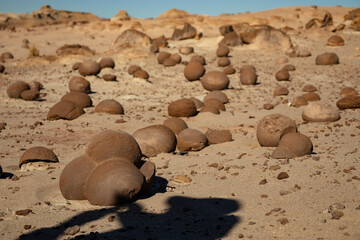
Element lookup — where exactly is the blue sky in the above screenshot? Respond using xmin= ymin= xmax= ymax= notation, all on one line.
xmin=0 ymin=0 xmax=359 ymax=19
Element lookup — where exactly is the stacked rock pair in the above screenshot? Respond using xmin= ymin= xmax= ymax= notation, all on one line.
xmin=240 ymin=65 xmax=257 ymax=85
xmin=200 ymin=91 xmax=229 ymax=114
xmin=7 ymin=80 xmax=43 ymax=101
xmin=157 ymin=51 xmax=182 ymax=67
xmin=60 ymin=130 xmax=155 ymax=206
xmin=216 ymin=44 xmax=231 ymax=68
xmin=75 ymin=57 xmax=115 ymax=77
xmin=257 ymin=114 xmax=313 ymax=159
xmin=127 ymin=65 xmax=150 ymax=80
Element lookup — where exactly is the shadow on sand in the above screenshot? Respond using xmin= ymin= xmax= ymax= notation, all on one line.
xmin=18 ymin=177 xmax=241 ymax=240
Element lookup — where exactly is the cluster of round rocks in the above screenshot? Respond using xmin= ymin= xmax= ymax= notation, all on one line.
xmin=127 ymin=65 xmax=150 ymax=80
xmin=47 ymin=57 xmax=125 ymax=120
xmin=7 ymin=80 xmax=43 ymax=101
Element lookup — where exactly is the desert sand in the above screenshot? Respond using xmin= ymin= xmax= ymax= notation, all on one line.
xmin=0 ymin=4 xmax=360 ymax=240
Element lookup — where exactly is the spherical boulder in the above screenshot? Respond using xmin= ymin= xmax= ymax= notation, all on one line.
xmin=272 ymin=133 xmax=313 ymax=159
xmin=163 ymin=117 xmax=188 ymax=135
xmin=95 ymin=99 xmax=124 ymax=114
xmin=216 ymin=45 xmax=230 ymax=57
xmin=128 ymin=65 xmax=142 ymax=75
xmin=184 ymin=61 xmax=205 ymax=81
xmin=61 ymin=92 xmax=92 ymax=108
xmin=303 ymin=84 xmax=317 ymax=92
xmin=275 ymin=70 xmax=290 ymax=81
xmin=204 ymin=98 xmax=226 ymax=111
xmin=133 ymin=69 xmax=149 ymax=80
xmin=7 ymin=81 xmax=30 ymax=99
xmin=162 ymin=57 xmax=177 ymax=67
xmin=240 ymin=69 xmax=257 ymax=85
xmin=205 ymin=129 xmax=232 ymax=144
xmin=315 ymin=52 xmax=339 ymax=65
xmin=302 ymin=102 xmax=340 ymax=122
xmin=336 ymin=95 xmax=360 ymax=109
xmin=177 ymin=128 xmax=208 ymax=152
xmin=203 ymin=90 xmax=229 ymax=104
xmin=257 ymin=114 xmax=297 ymax=147
xmin=273 ymin=86 xmax=289 ymax=96
xmin=85 ymin=159 xmax=144 ymax=206
xmin=99 ymin=57 xmax=115 ymax=69
xmin=133 ymin=125 xmax=177 ymax=157
xmin=19 ymin=146 xmax=59 ymax=168
xmin=85 ymin=129 xmax=141 ymax=165
xmin=327 ymin=35 xmax=344 ymax=46
xmin=168 ymin=99 xmax=197 ymax=117
xmin=190 ymin=55 xmax=206 ymax=65
xmin=78 ymin=60 xmax=101 ymax=76
xmin=157 ymin=52 xmax=171 ymax=64
xmin=201 ymin=71 xmax=229 ymax=91
xmin=20 ymin=89 xmax=39 ymax=101
xmin=47 ymin=101 xmax=85 ymax=121
xmin=69 ymin=76 xmax=91 ymax=93
xmin=217 ymin=57 xmax=231 ymax=67
xmin=59 ymin=156 xmax=96 ymax=200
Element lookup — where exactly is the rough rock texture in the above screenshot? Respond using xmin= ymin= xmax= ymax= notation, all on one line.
xmin=61 ymin=92 xmax=92 ymax=108
xmin=327 ymin=35 xmax=344 ymax=46
xmin=257 ymin=114 xmax=297 ymax=147
xmin=336 ymin=95 xmax=360 ymax=109
xmin=172 ymin=23 xmax=197 ymax=40
xmin=111 ymin=29 xmax=151 ymax=50
xmin=19 ymin=146 xmax=59 ymax=167
xmin=302 ymin=102 xmax=340 ymax=122
xmin=133 ymin=125 xmax=177 ymax=157
xmin=177 ymin=128 xmax=208 ymax=152
xmin=56 ymin=44 xmax=95 ymax=56
xmin=340 ymin=87 xmax=358 ymax=97
xmin=78 ymin=60 xmax=101 ymax=76
xmin=7 ymin=81 xmax=30 ymax=99
xmin=47 ymin=101 xmax=85 ymax=121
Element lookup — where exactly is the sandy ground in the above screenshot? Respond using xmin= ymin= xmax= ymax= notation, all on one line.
xmin=0 ymin=5 xmax=360 ymax=240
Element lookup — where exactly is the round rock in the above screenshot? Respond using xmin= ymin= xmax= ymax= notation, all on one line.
xmin=177 ymin=128 xmax=208 ymax=152
xmin=272 ymin=133 xmax=313 ymax=159
xmin=217 ymin=57 xmax=231 ymax=67
xmin=336 ymin=96 xmax=360 ymax=109
xmin=184 ymin=61 xmax=205 ymax=81
xmin=163 ymin=117 xmax=188 ymax=135
xmin=95 ymin=99 xmax=124 ymax=114
xmin=216 ymin=45 xmax=230 ymax=57
xmin=19 ymin=146 xmax=59 ymax=168
xmin=291 ymin=96 xmax=308 ymax=107
xmin=133 ymin=125 xmax=177 ymax=157
xmin=47 ymin=101 xmax=85 ymax=121
xmin=273 ymin=86 xmax=289 ymax=96
xmin=85 ymin=129 xmax=141 ymax=165
xmin=7 ymin=81 xmax=30 ymax=99
xmin=257 ymin=114 xmax=297 ymax=147
xmin=128 ymin=65 xmax=141 ymax=75
xmin=103 ymin=74 xmax=117 ymax=81
xmin=99 ymin=57 xmax=115 ymax=69
xmin=315 ymin=52 xmax=339 ymax=65
xmin=59 ymin=156 xmax=96 ymax=200
xmin=190 ymin=55 xmax=206 ymax=65
xmin=179 ymin=47 xmax=194 ymax=55
xmin=302 ymin=92 xmax=321 ymax=102
xmin=327 ymin=35 xmax=344 ymax=46
xmin=61 ymin=92 xmax=92 ymax=108
xmin=168 ymin=98 xmax=197 ymax=117
xmin=302 ymin=102 xmax=340 ymax=122
xmin=275 ymin=70 xmax=290 ymax=81
xmin=157 ymin=52 xmax=171 ymax=64
xmin=340 ymin=87 xmax=357 ymax=97
xmin=69 ymin=76 xmax=91 ymax=93
xmin=20 ymin=89 xmax=39 ymax=101
xmin=189 ymin=97 xmax=204 ymax=110
xmin=201 ymin=71 xmax=229 ymax=91
xmin=199 ymin=106 xmax=220 ymax=114
xmin=133 ymin=69 xmax=149 ymax=80
xmin=204 ymin=98 xmax=226 ymax=111
xmin=240 ymin=69 xmax=257 ymax=85
xmin=85 ymin=159 xmax=144 ymax=206
xmin=303 ymin=84 xmax=317 ymax=92
xmin=223 ymin=66 xmax=236 ymax=75
xmin=78 ymin=60 xmax=101 ymax=76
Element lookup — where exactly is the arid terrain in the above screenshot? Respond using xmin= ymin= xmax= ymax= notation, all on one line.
xmin=0 ymin=4 xmax=359 ymax=240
